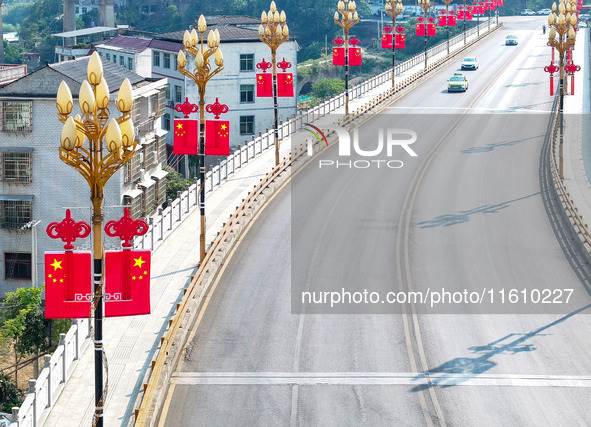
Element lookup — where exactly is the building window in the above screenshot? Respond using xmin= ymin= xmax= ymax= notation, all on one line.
xmin=174 ymin=55 xmax=178 ymax=71
xmin=75 ymin=6 xmax=79 ymax=13
xmin=128 ymin=57 xmax=133 ymax=70
xmin=240 ymin=115 xmax=255 ymax=135
xmin=1 ymin=101 xmax=32 ymax=132
xmin=98 ymin=51 xmax=103 ymax=57
xmin=163 ymin=53 xmax=171 ymax=69
xmin=174 ymin=85 xmax=182 ymax=103
xmin=240 ymin=85 xmax=254 ymax=103
xmin=165 ymin=83 xmax=170 ymax=100
xmin=112 ymin=54 xmax=117 ymax=63
xmin=0 ymin=199 xmax=32 ymax=229
xmin=4 ymin=253 xmax=31 ymax=280
xmin=120 ymin=56 xmax=125 ymax=66
xmin=163 ymin=113 xmax=170 ymax=131
xmin=240 ymin=54 xmax=254 ymax=71
xmin=106 ymin=53 xmax=110 ymax=60
xmin=1 ymin=152 xmax=32 ymax=182
xmin=153 ymin=51 xmax=160 ymax=67
xmin=82 ymin=7 xmax=87 ymax=13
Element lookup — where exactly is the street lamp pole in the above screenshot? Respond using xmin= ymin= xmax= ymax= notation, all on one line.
xmin=334 ymin=0 xmax=359 ymax=115
xmin=385 ymin=0 xmax=403 ymax=88
xmin=418 ymin=0 xmax=434 ymax=70
xmin=259 ymin=1 xmax=290 ymax=166
xmin=463 ymin=0 xmax=467 ymax=45
xmin=442 ymin=0 xmax=454 ymax=55
xmin=548 ymin=0 xmax=576 ymax=179
xmin=56 ymin=51 xmax=136 ymax=427
xmin=176 ymin=16 xmax=224 ymax=263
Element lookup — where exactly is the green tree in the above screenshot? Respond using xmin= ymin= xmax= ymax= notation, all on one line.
xmin=310 ymin=78 xmax=345 ymax=99
xmin=0 ymin=372 xmax=23 ymax=412
xmin=0 ymin=287 xmax=51 ymax=385
xmin=163 ymin=165 xmax=192 ymax=201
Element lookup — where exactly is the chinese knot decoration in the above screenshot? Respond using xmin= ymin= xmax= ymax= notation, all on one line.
xmin=46 ymin=209 xmax=91 ymax=250
xmin=256 ymin=58 xmax=294 ymax=97
xmin=564 ymin=62 xmax=581 ymax=95
xmin=333 ymin=36 xmax=362 ymax=66
xmin=544 ymin=62 xmax=560 ymax=96
xmin=256 ymin=58 xmax=273 ymax=72
xmin=206 ymin=98 xmax=229 ymax=119
xmin=175 ymin=97 xmax=199 ymax=118
xmin=104 ymin=207 xmax=149 ymax=248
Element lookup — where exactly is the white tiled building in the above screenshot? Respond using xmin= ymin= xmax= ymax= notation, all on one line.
xmin=0 ymin=56 xmax=168 ymax=295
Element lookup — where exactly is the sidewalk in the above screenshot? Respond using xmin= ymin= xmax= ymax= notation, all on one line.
xmin=561 ymin=27 xmax=591 ymax=236
xmin=41 ymin=21 xmax=500 ymax=427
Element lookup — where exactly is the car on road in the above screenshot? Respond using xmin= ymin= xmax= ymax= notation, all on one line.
xmin=537 ymin=8 xmax=551 ymax=15
xmin=505 ymin=35 xmax=518 ymax=45
xmin=521 ymin=9 xmax=535 ymax=15
xmin=448 ymin=73 xmax=468 ymax=92
xmin=461 ymin=57 xmax=479 ymax=70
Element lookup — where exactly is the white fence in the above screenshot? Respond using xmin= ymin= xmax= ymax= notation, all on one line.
xmin=10 ymin=18 xmax=498 ymax=427
xmin=10 ymin=319 xmax=90 ymax=427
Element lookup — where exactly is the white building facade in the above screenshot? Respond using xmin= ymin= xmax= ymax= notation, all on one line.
xmin=0 ymin=57 xmax=168 ymax=295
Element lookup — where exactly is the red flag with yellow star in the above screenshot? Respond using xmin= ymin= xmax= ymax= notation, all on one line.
xmin=348 ymin=48 xmax=362 ymax=66
xmin=205 ymin=120 xmax=230 ymax=155
xmin=256 ymin=73 xmax=273 ymax=97
xmin=381 ymin=33 xmax=393 ymax=49
xmin=104 ymin=250 xmax=151 ymax=317
xmin=44 ymin=251 xmax=92 ymax=319
xmin=173 ymin=119 xmax=198 ymax=155
xmin=333 ymin=47 xmax=345 ymax=66
xmin=395 ymin=34 xmax=406 ymax=49
xmin=277 ymin=73 xmax=294 ymax=97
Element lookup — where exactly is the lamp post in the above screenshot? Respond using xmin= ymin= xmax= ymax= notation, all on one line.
xmin=418 ymin=0 xmax=433 ymax=70
xmin=176 ymin=15 xmax=224 ymax=264
xmin=56 ymin=51 xmax=136 ymax=427
xmin=548 ymin=0 xmax=576 ymax=179
xmin=334 ymin=0 xmax=359 ymax=115
xmin=462 ymin=0 xmax=467 ymax=45
xmin=385 ymin=0 xmax=403 ymax=88
xmin=442 ymin=0 xmax=454 ymax=55
xmin=258 ymin=1 xmax=289 ymax=166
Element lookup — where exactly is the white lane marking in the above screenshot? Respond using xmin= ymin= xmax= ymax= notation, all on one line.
xmin=171 ymin=372 xmax=591 ymax=387
xmin=385 ymin=106 xmax=553 ymax=113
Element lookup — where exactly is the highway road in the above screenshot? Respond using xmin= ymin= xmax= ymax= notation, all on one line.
xmin=160 ymin=16 xmax=591 ymax=426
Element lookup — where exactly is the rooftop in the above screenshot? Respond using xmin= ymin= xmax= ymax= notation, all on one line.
xmin=98 ymin=35 xmax=152 ymax=53
xmin=160 ymin=25 xmax=261 ymax=43
xmin=0 ymin=56 xmax=146 ymax=98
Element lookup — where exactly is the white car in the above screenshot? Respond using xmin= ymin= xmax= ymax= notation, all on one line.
xmin=521 ymin=9 xmax=535 ymax=15
xmin=461 ymin=57 xmax=479 ymax=70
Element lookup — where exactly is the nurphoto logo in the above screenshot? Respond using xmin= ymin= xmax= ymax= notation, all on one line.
xmin=302 ymin=124 xmax=418 ymax=169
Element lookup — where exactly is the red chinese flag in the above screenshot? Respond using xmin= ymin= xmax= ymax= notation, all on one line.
xmin=439 ymin=15 xmax=447 ymax=26
xmin=173 ymin=119 xmax=198 ymax=155
xmin=458 ymin=10 xmax=464 ymax=19
xmin=448 ymin=15 xmax=457 ymax=26
xmin=416 ymin=23 xmax=425 ymax=36
xmin=278 ymin=73 xmax=294 ymax=97
xmin=466 ymin=10 xmax=473 ymax=19
xmin=333 ymin=47 xmax=345 ymax=66
xmin=205 ymin=120 xmax=230 ymax=156
xmin=478 ymin=5 xmax=484 ymax=14
xmin=45 ymin=251 xmax=92 ymax=319
xmin=382 ymin=33 xmax=393 ymax=49
xmin=256 ymin=73 xmax=273 ymax=97
xmin=104 ymin=250 xmax=151 ymax=317
xmin=395 ymin=34 xmax=406 ymax=49
xmin=498 ymin=0 xmax=503 ymax=6
xmin=427 ymin=23 xmax=437 ymax=36
xmin=348 ymin=48 xmax=362 ymax=66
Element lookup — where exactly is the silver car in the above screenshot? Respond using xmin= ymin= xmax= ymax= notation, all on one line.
xmin=461 ymin=57 xmax=479 ymax=70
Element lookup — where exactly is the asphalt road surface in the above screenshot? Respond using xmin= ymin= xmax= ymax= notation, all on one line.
xmin=160 ymin=16 xmax=591 ymax=426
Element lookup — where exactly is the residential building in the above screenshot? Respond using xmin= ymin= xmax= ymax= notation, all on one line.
xmin=0 ymin=56 xmax=167 ymax=295
xmin=0 ymin=65 xmax=27 ymax=87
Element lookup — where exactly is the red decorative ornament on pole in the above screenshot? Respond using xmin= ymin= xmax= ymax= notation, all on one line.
xmin=395 ymin=26 xmax=406 ymax=49
xmin=104 ymin=208 xmax=150 ymax=317
xmin=348 ymin=36 xmax=362 ymax=66
xmin=173 ymin=98 xmax=199 ymax=155
xmin=256 ymin=58 xmax=273 ymax=97
xmin=332 ymin=36 xmax=346 ymax=66
xmin=276 ymin=58 xmax=294 ymax=96
xmin=564 ymin=61 xmax=581 ymax=95
xmin=382 ymin=25 xmax=393 ymax=49
xmin=205 ymin=98 xmax=231 ymax=155
xmin=45 ymin=209 xmax=92 ymax=319
xmin=544 ymin=62 xmax=560 ymax=96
